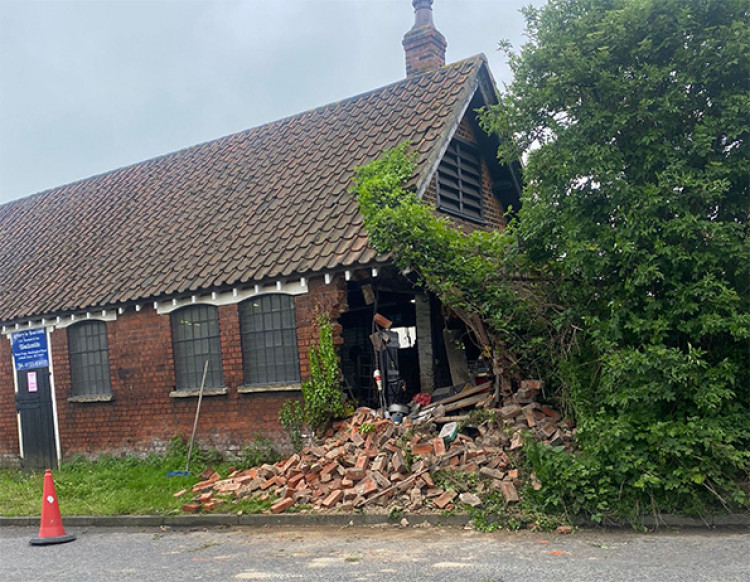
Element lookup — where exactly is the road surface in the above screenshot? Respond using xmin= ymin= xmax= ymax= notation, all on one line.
xmin=1 ymin=524 xmax=748 ymax=581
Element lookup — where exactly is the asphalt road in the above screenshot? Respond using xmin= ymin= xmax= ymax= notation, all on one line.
xmin=1 ymin=524 xmax=748 ymax=581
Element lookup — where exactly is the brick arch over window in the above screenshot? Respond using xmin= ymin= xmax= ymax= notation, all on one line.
xmin=67 ymin=320 xmax=112 ymax=397
xmin=170 ymin=305 xmax=224 ymax=390
xmin=239 ymin=294 xmax=301 ymax=386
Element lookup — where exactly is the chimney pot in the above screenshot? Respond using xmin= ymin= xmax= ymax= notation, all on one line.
xmin=413 ymin=0 xmax=434 ymax=27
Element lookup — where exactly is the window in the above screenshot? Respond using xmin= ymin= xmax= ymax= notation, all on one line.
xmin=240 ymin=294 xmax=301 ymax=386
xmin=68 ymin=321 xmax=112 ymax=397
xmin=171 ymin=305 xmax=224 ymax=390
xmin=436 ymin=138 xmax=483 ymax=221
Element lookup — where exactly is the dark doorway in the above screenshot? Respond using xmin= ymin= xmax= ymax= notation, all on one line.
xmin=14 ymin=368 xmax=57 ymax=469
xmin=340 ymin=280 xmax=422 ymax=407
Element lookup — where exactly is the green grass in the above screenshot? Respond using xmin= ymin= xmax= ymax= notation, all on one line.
xmin=0 ymin=453 xmax=272 ymax=517
xmin=0 ymin=435 xmax=285 ymax=517
xmin=0 ymin=455 xmax=194 ymax=516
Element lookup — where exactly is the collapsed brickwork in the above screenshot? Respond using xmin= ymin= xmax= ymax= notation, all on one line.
xmin=179 ymin=383 xmax=574 ymax=515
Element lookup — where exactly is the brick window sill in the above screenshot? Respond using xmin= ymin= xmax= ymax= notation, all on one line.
xmin=169 ymin=387 xmax=228 ymax=398
xmin=237 ymin=383 xmax=302 ymax=394
xmin=68 ymin=394 xmax=113 ymax=403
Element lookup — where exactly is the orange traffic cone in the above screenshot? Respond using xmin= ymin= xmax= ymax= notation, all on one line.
xmin=29 ymin=469 xmax=75 ymax=546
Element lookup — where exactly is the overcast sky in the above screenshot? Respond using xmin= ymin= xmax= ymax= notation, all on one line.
xmin=0 ymin=0 xmax=540 ymax=205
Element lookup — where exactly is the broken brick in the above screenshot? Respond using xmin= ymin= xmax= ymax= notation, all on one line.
xmin=182 ymin=503 xmax=201 ymax=514
xmin=433 ymin=490 xmax=456 ymax=509
xmin=271 ymin=497 xmax=295 ymax=514
xmin=412 ymin=443 xmax=433 ymax=456
xmin=499 ymin=405 xmax=523 ymax=420
xmin=392 ymin=452 xmax=407 ymax=474
xmin=321 ymin=490 xmax=344 ymax=508
xmin=479 ymin=467 xmax=504 ymax=480
xmin=356 ymin=476 xmax=378 ymax=497
xmin=500 ymin=481 xmax=520 ymax=503
xmin=177 ymin=399 xmax=570 ymax=516
xmin=420 ymin=472 xmax=435 ymax=488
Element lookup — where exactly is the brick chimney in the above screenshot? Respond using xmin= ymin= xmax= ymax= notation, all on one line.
xmin=402 ymin=0 xmax=446 ymax=77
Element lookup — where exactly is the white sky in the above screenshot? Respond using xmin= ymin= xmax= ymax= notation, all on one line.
xmin=0 ymin=0 xmax=541 ymax=204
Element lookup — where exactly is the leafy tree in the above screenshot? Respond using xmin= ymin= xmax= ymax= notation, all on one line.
xmin=355 ymin=0 xmax=749 ymax=519
xmin=482 ymin=0 xmax=749 ymax=517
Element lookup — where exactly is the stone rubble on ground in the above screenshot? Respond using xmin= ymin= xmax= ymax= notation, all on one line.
xmin=178 ymin=381 xmax=574 ymax=516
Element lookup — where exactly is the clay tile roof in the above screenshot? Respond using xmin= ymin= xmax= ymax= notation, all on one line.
xmin=0 ymin=56 xmax=488 ymax=323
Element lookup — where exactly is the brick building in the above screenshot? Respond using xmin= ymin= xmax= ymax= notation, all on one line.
xmin=0 ymin=0 xmax=521 ymax=468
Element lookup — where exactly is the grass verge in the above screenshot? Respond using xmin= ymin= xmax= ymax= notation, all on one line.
xmin=0 ymin=455 xmax=209 ymax=516
xmin=0 ymin=436 xmax=282 ymax=517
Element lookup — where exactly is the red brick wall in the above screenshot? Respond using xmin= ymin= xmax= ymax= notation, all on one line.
xmin=0 ymin=337 xmax=19 ymax=465
xmin=403 ymin=27 xmax=446 ymax=78
xmin=453 ymin=115 xmax=476 ymax=143
xmin=423 ymin=115 xmax=507 ymax=232
xmin=295 ymin=276 xmax=348 ymax=380
xmin=0 ymin=275 xmax=350 ymax=463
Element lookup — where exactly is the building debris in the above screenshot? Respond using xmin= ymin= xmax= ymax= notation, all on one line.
xmin=179 ymin=381 xmax=574 ymax=515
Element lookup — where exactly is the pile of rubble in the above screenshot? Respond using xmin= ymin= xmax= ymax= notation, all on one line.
xmin=178 ymin=381 xmax=574 ymax=515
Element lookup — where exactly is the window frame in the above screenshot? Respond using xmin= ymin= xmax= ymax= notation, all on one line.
xmin=170 ymin=304 xmax=224 ymax=391
xmin=239 ymin=294 xmax=301 ymax=387
xmin=67 ymin=320 xmax=112 ymax=398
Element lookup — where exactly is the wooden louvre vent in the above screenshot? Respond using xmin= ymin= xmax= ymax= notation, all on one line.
xmin=436 ymin=139 xmax=483 ymax=221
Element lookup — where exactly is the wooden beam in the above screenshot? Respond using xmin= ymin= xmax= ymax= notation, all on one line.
xmin=441 ymin=393 xmax=488 ymax=413
xmin=423 ymin=383 xmax=489 ymax=411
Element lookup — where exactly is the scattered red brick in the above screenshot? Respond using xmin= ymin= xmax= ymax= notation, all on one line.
xmin=271 ymin=497 xmax=295 ymax=514
xmin=177 ymin=384 xmax=573 ymax=517
xmin=433 ymin=490 xmax=457 ymax=509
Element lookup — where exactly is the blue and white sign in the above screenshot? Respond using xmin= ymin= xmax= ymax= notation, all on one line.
xmin=11 ymin=329 xmax=49 ymax=371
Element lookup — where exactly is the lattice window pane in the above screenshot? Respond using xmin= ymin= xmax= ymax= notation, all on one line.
xmin=240 ymin=294 xmax=301 ymax=386
xmin=171 ymin=305 xmax=224 ymax=390
xmin=68 ymin=321 xmax=112 ymax=397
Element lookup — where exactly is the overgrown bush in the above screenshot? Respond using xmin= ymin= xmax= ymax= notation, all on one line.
xmin=484 ymin=0 xmax=750 ymax=520
xmin=353 ymin=0 xmax=750 ymax=519
xmin=299 ymin=315 xmax=345 ymax=434
xmin=354 ymin=142 xmax=559 ymax=386
xmin=278 ymin=316 xmax=345 ymax=443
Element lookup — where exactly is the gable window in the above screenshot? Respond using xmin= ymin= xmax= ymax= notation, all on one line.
xmin=239 ymin=294 xmax=300 ymax=386
xmin=68 ymin=321 xmax=112 ymax=397
xmin=171 ymin=305 xmax=224 ymax=390
xmin=436 ymin=138 xmax=483 ymax=222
